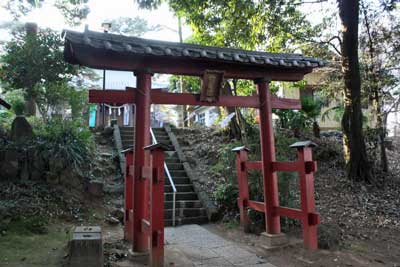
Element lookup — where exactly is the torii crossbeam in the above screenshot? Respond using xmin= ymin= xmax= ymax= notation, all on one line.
xmin=63 ymin=28 xmax=324 ymax=266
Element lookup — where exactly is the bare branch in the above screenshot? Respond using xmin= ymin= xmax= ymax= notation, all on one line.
xmin=293 ymin=0 xmax=329 ymax=5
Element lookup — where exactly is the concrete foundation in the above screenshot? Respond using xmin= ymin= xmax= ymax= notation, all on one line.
xmin=69 ymin=226 xmax=103 ymax=267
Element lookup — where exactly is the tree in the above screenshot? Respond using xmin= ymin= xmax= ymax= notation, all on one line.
xmin=136 ymin=0 xmax=319 ymax=142
xmin=338 ymin=0 xmax=373 ymax=182
xmin=1 ymin=0 xmax=90 ymax=25
xmin=107 ymin=17 xmax=160 ymax=36
xmin=359 ymin=0 xmax=400 ymax=173
xmin=0 ymin=26 xmax=82 ymax=119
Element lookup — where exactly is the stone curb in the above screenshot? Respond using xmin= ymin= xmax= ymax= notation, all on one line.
xmin=113 ymin=124 xmax=126 ymax=176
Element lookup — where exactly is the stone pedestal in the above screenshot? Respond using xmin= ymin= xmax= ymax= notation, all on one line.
xmin=69 ymin=226 xmax=103 ymax=267
xmin=128 ymin=249 xmax=149 ymax=264
xmin=260 ymin=232 xmax=288 ymax=249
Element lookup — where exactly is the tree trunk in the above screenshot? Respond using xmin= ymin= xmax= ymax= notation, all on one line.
xmin=222 ymin=82 xmax=245 ymax=142
xmin=25 ymin=96 xmax=37 ymax=116
xmin=338 ymin=0 xmax=373 ymax=182
xmin=361 ymin=1 xmax=388 ymax=172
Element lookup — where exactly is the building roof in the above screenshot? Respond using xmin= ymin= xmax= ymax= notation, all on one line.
xmin=63 ymin=29 xmax=325 ymax=81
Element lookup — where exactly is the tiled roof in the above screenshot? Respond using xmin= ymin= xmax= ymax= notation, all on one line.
xmin=63 ymin=29 xmax=325 ymax=70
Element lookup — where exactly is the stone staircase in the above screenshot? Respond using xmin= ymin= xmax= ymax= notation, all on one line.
xmin=119 ymin=126 xmax=208 ymax=227
xmin=120 ymin=126 xmax=135 ymax=150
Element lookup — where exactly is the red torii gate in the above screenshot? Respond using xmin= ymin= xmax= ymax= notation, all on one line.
xmin=63 ymin=28 xmax=324 ymax=266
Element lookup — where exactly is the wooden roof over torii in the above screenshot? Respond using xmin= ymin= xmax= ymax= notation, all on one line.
xmin=62 ymin=29 xmax=324 ymax=109
xmin=63 ymin=29 xmax=324 ymax=81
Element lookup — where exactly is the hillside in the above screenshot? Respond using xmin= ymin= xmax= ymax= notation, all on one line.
xmin=174 ymin=127 xmax=400 ymax=266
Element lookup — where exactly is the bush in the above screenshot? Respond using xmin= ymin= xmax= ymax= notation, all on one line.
xmin=214 ymin=183 xmax=238 ymax=211
xmin=34 ymin=118 xmax=94 ymax=176
xmin=4 ymin=89 xmax=26 ymax=116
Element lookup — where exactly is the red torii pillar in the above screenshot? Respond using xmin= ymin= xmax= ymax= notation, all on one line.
xmin=132 ymin=70 xmax=152 ymax=252
xmin=255 ymin=78 xmax=281 ymax=235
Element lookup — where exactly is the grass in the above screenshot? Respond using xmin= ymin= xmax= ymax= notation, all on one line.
xmin=0 ymin=223 xmax=71 ymax=267
xmin=223 ymin=219 xmax=240 ymax=230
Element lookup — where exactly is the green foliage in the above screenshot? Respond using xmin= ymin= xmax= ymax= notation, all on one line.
xmin=68 ymin=89 xmax=88 ymax=120
xmin=223 ymin=219 xmax=240 ymax=229
xmin=1 ymin=215 xmax=48 ymax=235
xmin=0 ymin=27 xmax=89 ymax=120
xmin=34 ymin=118 xmax=94 ymax=175
xmin=169 ymin=75 xmax=201 ymax=93
xmin=214 ymin=183 xmax=238 ymax=211
xmin=275 ymin=96 xmax=322 ymax=135
xmin=138 ymin=0 xmax=319 ymax=53
xmin=183 ymin=1 xmax=313 ymax=51
xmin=4 ymin=89 xmax=26 ymax=116
xmin=0 ymin=110 xmax=13 ymax=131
xmin=54 ymin=0 xmax=90 ymax=26
xmin=2 ymin=0 xmax=89 ymax=24
xmin=108 ymin=17 xmax=160 ymax=36
xmin=209 ymin=141 xmax=241 ymax=178
xmin=34 ymin=81 xmax=70 ymax=118
xmin=0 ymin=28 xmax=77 ymax=93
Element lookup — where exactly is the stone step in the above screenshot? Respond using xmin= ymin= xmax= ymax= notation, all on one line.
xmin=121 ymin=137 xmax=134 ymax=143
xmin=155 ymin=135 xmax=170 ymax=139
xmin=165 ymin=216 xmax=208 ymax=227
xmin=153 ymin=131 xmax=168 ymax=136
xmin=156 ymin=138 xmax=171 ymax=144
xmin=165 ymin=157 xmax=180 ymax=164
xmin=120 ymin=132 xmax=134 ymax=136
xmin=165 ymin=177 xmax=190 ymax=185
xmin=168 ymin=170 xmax=187 ymax=177
xmin=152 ymin=128 xmax=166 ymax=132
xmin=120 ymin=127 xmax=134 ymax=131
xmin=164 ymin=184 xmax=194 ymax=193
xmin=166 ymin=163 xmax=184 ymax=170
xmin=122 ymin=141 xmax=134 ymax=148
xmin=153 ymin=133 xmax=168 ymax=137
xmin=120 ymin=130 xmax=135 ymax=135
xmin=122 ymin=145 xmax=134 ymax=150
xmin=164 ymin=208 xmax=207 ymax=219
xmin=165 ymin=200 xmax=203 ymax=209
xmin=156 ymin=141 xmax=173 ymax=147
xmin=165 ymin=192 xmax=198 ymax=201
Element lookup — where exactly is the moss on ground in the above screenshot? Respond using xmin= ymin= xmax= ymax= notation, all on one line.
xmin=0 ymin=223 xmax=70 ymax=267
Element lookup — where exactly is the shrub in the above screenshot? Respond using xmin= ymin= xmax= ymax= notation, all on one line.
xmin=4 ymin=89 xmax=26 ymax=116
xmin=34 ymin=118 xmax=94 ymax=176
xmin=214 ymin=183 xmax=238 ymax=211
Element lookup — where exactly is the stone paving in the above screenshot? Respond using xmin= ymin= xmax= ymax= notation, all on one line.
xmin=164 ymin=224 xmax=275 ymax=267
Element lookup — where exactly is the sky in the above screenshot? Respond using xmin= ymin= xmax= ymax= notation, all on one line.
xmin=0 ymin=0 xmax=192 ymax=43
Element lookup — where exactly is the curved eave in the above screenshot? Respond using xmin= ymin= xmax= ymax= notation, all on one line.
xmin=63 ymin=30 xmax=325 ymax=81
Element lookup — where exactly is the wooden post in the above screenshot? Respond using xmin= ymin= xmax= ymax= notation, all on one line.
xmin=145 ymin=143 xmax=170 ymax=267
xmin=133 ymin=70 xmax=152 ymax=252
xmin=123 ymin=149 xmax=134 ymax=241
xmin=255 ymin=78 xmax=281 ymax=234
xmin=291 ymin=141 xmax=319 ymax=250
xmin=232 ymin=146 xmax=250 ymax=232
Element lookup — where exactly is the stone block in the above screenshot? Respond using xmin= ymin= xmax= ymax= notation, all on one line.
xmin=10 ymin=116 xmax=33 ymax=141
xmin=69 ymin=226 xmax=103 ymax=267
xmin=127 ymin=249 xmax=148 ymax=264
xmin=260 ymin=232 xmax=288 ymax=248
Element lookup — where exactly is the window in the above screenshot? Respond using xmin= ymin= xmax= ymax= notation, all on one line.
xmin=198 ymin=113 xmax=206 ymax=125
